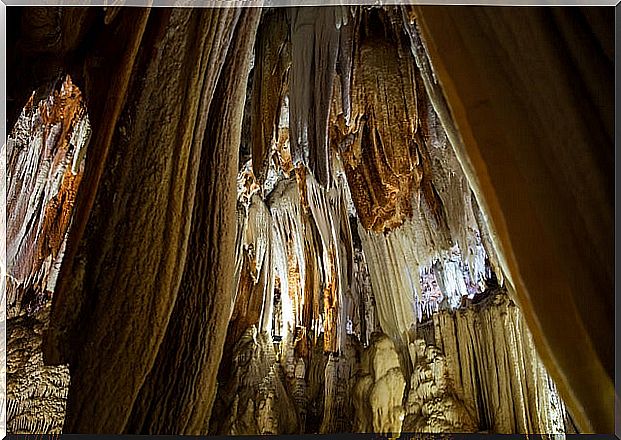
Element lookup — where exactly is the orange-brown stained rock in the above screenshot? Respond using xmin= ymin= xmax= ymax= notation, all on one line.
xmin=251 ymin=9 xmax=290 ymax=184
xmin=335 ymin=10 xmax=422 ymax=233
xmin=275 ymin=127 xmax=293 ymax=176
xmin=6 ymin=75 xmax=88 ymax=317
xmin=322 ymin=246 xmax=339 ymax=353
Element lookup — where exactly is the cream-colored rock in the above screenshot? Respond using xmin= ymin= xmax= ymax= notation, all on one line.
xmin=215 ymin=327 xmax=299 ymax=435
xmin=403 ymin=339 xmax=476 ymax=433
xmin=431 ymin=291 xmax=566 ymax=433
xmin=353 ymin=334 xmax=406 ymax=435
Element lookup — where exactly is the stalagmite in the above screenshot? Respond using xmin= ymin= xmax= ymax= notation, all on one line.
xmin=403 ymin=339 xmax=476 ymax=432
xmin=353 ymin=333 xmax=406 ymax=435
xmin=212 ymin=327 xmax=299 ymax=435
xmin=319 ymin=335 xmax=360 ymax=433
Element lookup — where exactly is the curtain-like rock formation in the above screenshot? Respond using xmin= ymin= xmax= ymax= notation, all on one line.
xmin=250 ymin=9 xmax=290 ymax=184
xmin=334 ymin=9 xmax=420 ymax=233
xmin=431 ymin=291 xmax=566 ymax=434
xmin=411 ymin=6 xmax=614 ymax=432
xmin=40 ymin=8 xmax=261 ymax=434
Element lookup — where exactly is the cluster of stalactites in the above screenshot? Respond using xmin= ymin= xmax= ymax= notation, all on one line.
xmin=250 ymin=7 xmax=354 ymax=189
xmin=235 ymin=159 xmax=362 ymax=356
xmin=5 ymin=75 xmax=91 ymax=319
xmin=323 ymin=7 xmax=505 ymax=350
xmin=238 ymin=4 xmax=505 ymax=365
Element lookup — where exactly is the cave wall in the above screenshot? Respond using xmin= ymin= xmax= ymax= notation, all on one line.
xmin=412 ymin=6 xmax=614 ymax=433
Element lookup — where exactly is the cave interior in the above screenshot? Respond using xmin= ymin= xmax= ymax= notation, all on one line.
xmin=3 ymin=4 xmax=615 ymax=436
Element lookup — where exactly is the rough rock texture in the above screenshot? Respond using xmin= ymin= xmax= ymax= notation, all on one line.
xmin=411 ymin=6 xmax=614 ymax=432
xmin=353 ymin=333 xmax=406 ymax=435
xmin=403 ymin=339 xmax=476 ymax=433
xmin=6 ymin=5 xmax=608 ymax=436
xmin=6 ymin=305 xmax=69 ymax=434
xmin=6 ymin=76 xmax=89 ymax=318
xmin=432 ymin=291 xmax=566 ymax=434
xmin=319 ymin=335 xmax=361 ymax=433
xmin=288 ymin=7 xmax=343 ymax=186
xmin=40 ymin=8 xmax=261 ymax=434
xmin=213 ymin=327 xmax=299 ymax=435
xmin=4 ymin=75 xmax=87 ymax=436
xmin=250 ymin=9 xmax=290 ymax=184
xmin=334 ymin=8 xmax=421 ymax=233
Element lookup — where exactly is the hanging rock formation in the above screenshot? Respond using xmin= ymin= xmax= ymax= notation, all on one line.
xmin=250 ymin=9 xmax=291 ymax=184
xmin=334 ymin=8 xmax=421 ymax=233
xmin=39 ymin=8 xmax=261 ymax=434
xmin=4 ymin=4 xmax=611 ymax=437
xmin=410 ymin=6 xmax=614 ymax=432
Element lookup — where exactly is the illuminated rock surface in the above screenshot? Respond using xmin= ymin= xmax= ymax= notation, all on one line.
xmin=5 ymin=4 xmax=611 ymax=436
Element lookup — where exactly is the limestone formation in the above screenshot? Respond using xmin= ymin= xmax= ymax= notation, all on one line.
xmin=353 ymin=333 xmax=406 ymax=435
xmin=432 ymin=291 xmax=566 ymax=434
xmin=403 ymin=340 xmax=476 ymax=433
xmin=6 ymin=304 xmax=69 ymax=434
xmin=5 ymin=4 xmax=611 ymax=437
xmin=6 ymin=75 xmax=89 ymax=319
xmin=214 ymin=327 xmax=299 ymax=435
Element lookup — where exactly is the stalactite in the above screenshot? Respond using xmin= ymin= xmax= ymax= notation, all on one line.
xmin=288 ymin=7 xmax=341 ymax=186
xmin=335 ymin=8 xmax=421 ymax=233
xmin=126 ymin=9 xmax=261 ymax=434
xmin=250 ymin=9 xmax=290 ymax=184
xmin=38 ymin=8 xmax=261 ymax=434
xmin=305 ymin=171 xmax=354 ymax=353
xmin=357 ymin=223 xmax=417 ymax=350
xmin=6 ymin=5 xmax=591 ymax=437
xmin=6 ymin=76 xmax=89 ymax=318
